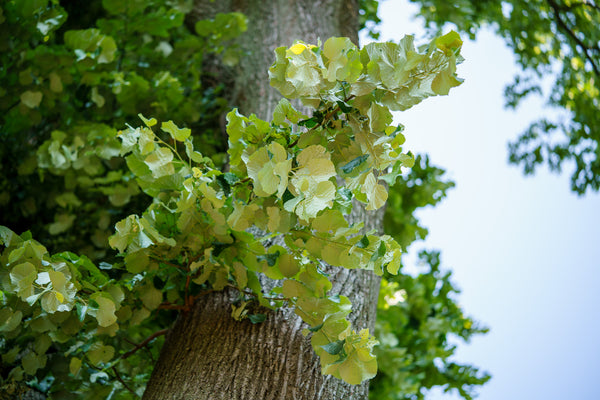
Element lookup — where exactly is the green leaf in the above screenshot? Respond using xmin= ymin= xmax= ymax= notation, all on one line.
xmin=245 ymin=142 xmax=291 ymax=198
xmin=138 ymin=113 xmax=157 ymax=127
xmin=22 ymin=351 xmax=47 ymax=375
xmin=278 ymin=253 xmax=300 ymax=277
xmin=357 ymin=235 xmax=370 ymax=249
xmin=144 ymin=147 xmax=175 ymax=178
xmin=140 ymin=283 xmax=162 ymax=311
xmin=248 ymin=314 xmax=266 ymax=324
xmin=216 ymin=172 xmax=239 ymax=196
xmin=92 ymin=295 xmax=117 ymax=327
xmin=323 ymin=37 xmax=362 ymax=83
xmin=338 ymin=187 xmax=352 ymax=201
xmin=432 ymin=66 xmax=463 ymax=95
xmin=76 ymin=304 xmax=88 ymax=322
xmin=257 ymin=251 xmax=280 ymax=267
xmin=162 ymin=120 xmax=191 ymax=142
xmin=361 ymin=172 xmax=388 ymax=210
xmin=298 ymin=117 xmax=319 ymax=128
xmin=232 ymin=261 xmax=248 ymax=288
xmin=48 ymin=213 xmax=76 ymax=235
xmin=20 ymin=91 xmax=43 ymax=108
xmin=341 ymin=155 xmax=369 ymax=174
xmin=10 ymin=262 xmax=37 ymax=300
xmin=282 ymin=280 xmax=308 ymax=298
xmin=0 ymin=308 xmax=22 ymax=333
xmin=370 ymin=241 xmax=386 ymax=262
xmin=124 ymin=251 xmax=149 ymax=274
xmin=312 ymin=209 xmax=348 ymax=233
xmin=336 ymin=100 xmax=353 ymax=113
xmin=57 ymin=251 xmax=108 ymax=287
xmin=64 ymin=29 xmax=117 ymax=64
xmin=87 ymin=342 xmax=115 ymax=366
xmin=0 ymin=226 xmax=21 ymax=247
xmin=69 ymin=357 xmax=82 ymax=376
xmin=435 ymin=30 xmax=463 ymax=56
xmin=321 ymin=339 xmax=345 ymax=355
xmin=272 ymin=98 xmax=304 ymax=125
xmin=337 ymin=357 xmax=367 ymax=385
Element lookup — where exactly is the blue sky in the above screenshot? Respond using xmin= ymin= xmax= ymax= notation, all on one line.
xmin=365 ymin=1 xmax=600 ymax=399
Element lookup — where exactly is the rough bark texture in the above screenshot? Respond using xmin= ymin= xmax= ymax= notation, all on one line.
xmin=192 ymin=0 xmax=360 ymax=119
xmin=143 ymin=2 xmax=386 ymax=399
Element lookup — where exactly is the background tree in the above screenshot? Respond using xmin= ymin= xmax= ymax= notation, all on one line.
xmin=404 ymin=0 xmax=600 ymax=194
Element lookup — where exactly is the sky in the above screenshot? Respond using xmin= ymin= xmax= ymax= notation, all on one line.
xmin=365 ymin=1 xmax=600 ymax=399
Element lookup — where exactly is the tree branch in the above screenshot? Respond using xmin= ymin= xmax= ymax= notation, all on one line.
xmin=563 ymin=0 xmax=600 ymax=13
xmin=121 ymin=329 xmax=169 ymax=359
xmin=546 ymin=0 xmax=600 ymax=76
xmin=112 ymin=366 xmax=138 ymax=396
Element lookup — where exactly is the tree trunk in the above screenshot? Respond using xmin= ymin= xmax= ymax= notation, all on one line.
xmin=142 ymin=2 xmax=385 ymax=399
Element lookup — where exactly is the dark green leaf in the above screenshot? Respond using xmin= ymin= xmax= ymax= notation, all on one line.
xmin=76 ymin=304 xmax=88 ymax=322
xmin=321 ymin=339 xmax=345 ymax=355
xmin=336 ymin=100 xmax=353 ymax=113
xmin=257 ymin=251 xmax=280 ymax=267
xmin=282 ymin=188 xmax=295 ymax=203
xmin=357 ymin=235 xmax=370 ymax=249
xmin=298 ymin=117 xmax=319 ymax=128
xmin=248 ymin=313 xmax=266 ymax=324
xmin=308 ymin=323 xmax=324 ymax=332
xmin=338 ymin=187 xmax=352 ymax=201
xmin=341 ymin=155 xmax=369 ymax=174
xmin=216 ymin=172 xmax=239 ymax=196
xmin=370 ymin=241 xmax=386 ymax=262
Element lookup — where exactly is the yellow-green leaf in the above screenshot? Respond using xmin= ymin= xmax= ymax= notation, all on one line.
xmin=162 ymin=120 xmax=191 ymax=142
xmin=140 ymin=283 xmax=162 ymax=311
xmin=49 ymin=72 xmax=63 ymax=93
xmin=278 ymin=253 xmax=300 ymax=278
xmin=20 ymin=90 xmax=43 ymax=108
xmin=94 ymin=296 xmax=117 ymax=327
xmin=22 ymin=351 xmax=47 ymax=375
xmin=0 ymin=308 xmax=22 ymax=333
xmin=10 ymin=262 xmax=37 ymax=300
xmin=69 ymin=357 xmax=82 ymax=376
xmin=144 ymin=147 xmax=175 ymax=178
xmin=87 ymin=343 xmax=114 ymax=366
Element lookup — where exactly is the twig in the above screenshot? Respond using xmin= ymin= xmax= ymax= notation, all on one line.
xmin=158 ymin=303 xmax=188 ymax=310
xmin=149 ymin=256 xmax=186 ymax=271
xmin=546 ymin=0 xmax=600 ymax=76
xmin=121 ymin=329 xmax=169 ymax=359
xmin=112 ymin=366 xmax=137 ymax=396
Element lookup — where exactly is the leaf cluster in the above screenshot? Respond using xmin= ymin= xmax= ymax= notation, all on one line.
xmin=0 ymin=227 xmax=167 ymax=399
xmin=0 ymin=0 xmax=244 ymax=260
xmin=1 ymin=30 xmax=466 ymax=394
xmin=370 ymin=251 xmax=490 ymax=400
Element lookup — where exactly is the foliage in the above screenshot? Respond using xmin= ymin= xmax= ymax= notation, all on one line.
xmin=408 ymin=0 xmax=600 ymax=194
xmin=374 ymin=155 xmax=488 ymax=400
xmin=359 ymin=0 xmax=383 ymax=39
xmin=371 ymin=251 xmax=490 ymax=400
xmin=0 ymin=0 xmax=243 ymax=260
xmin=1 ymin=28 xmax=468 ymax=396
xmin=384 ymin=154 xmax=455 ymax=250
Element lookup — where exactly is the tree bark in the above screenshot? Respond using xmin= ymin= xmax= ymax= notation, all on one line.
xmin=142 ymin=2 xmax=385 ymax=399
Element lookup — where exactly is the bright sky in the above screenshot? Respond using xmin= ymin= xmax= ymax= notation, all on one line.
xmin=365 ymin=1 xmax=600 ymax=399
